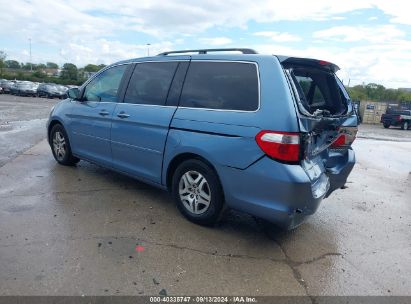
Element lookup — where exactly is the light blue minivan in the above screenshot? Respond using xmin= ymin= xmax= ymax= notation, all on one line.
xmin=47 ymin=48 xmax=357 ymax=229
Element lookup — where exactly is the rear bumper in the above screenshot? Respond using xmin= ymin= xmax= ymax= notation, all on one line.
xmin=218 ymin=150 xmax=355 ymax=230
xmin=381 ymin=118 xmax=401 ymax=126
xmin=326 ymin=149 xmax=355 ymax=196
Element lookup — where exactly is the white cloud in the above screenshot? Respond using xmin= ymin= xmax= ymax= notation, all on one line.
xmin=1 ymin=0 xmax=411 ymax=88
xmin=254 ymin=31 xmax=301 ymax=42
xmin=313 ymin=25 xmax=406 ymax=43
xmin=254 ymin=40 xmax=411 ymax=88
xmin=199 ymin=37 xmax=232 ymax=46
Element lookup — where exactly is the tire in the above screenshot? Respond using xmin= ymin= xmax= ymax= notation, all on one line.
xmin=50 ymin=124 xmax=80 ymax=166
xmin=401 ymin=121 xmax=409 ymax=130
xmin=172 ymin=159 xmax=224 ymax=226
xmin=383 ymin=123 xmax=390 ymax=129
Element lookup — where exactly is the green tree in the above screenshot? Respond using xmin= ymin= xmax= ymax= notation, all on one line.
xmin=35 ymin=63 xmax=47 ymax=70
xmin=46 ymin=62 xmax=58 ymax=69
xmin=21 ymin=62 xmax=37 ymax=70
xmin=84 ymin=64 xmax=101 ymax=73
xmin=33 ymin=70 xmax=46 ymax=79
xmin=347 ymin=85 xmax=367 ymax=101
xmin=0 ymin=50 xmax=6 ymax=75
xmin=61 ymin=63 xmax=78 ymax=81
xmin=5 ymin=60 xmax=20 ymax=69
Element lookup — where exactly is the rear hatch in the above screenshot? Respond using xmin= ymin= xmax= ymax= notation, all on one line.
xmin=279 ymin=56 xmax=358 ymax=197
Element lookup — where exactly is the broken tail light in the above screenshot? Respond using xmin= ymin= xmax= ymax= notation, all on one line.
xmin=331 ymin=127 xmax=357 ymax=148
xmin=256 ymin=131 xmax=301 ymax=162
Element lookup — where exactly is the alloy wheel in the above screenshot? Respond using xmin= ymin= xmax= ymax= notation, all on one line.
xmin=53 ymin=131 xmax=66 ymax=161
xmin=178 ymin=170 xmax=211 ymax=215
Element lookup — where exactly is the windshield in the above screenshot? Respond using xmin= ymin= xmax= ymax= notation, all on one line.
xmin=287 ymin=66 xmax=349 ymax=117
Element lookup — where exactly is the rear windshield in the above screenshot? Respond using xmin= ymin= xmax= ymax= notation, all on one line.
xmin=286 ymin=66 xmax=349 ymax=116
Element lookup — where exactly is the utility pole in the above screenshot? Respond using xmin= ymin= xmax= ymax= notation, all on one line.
xmin=146 ymin=43 xmax=151 ymax=56
xmin=29 ymin=38 xmax=32 ymax=71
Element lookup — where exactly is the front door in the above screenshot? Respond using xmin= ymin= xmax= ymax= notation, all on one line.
xmin=68 ymin=64 xmax=128 ymax=166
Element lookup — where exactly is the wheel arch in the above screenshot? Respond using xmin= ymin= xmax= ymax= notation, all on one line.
xmin=165 ymin=152 xmax=223 ymax=192
xmin=47 ymin=119 xmax=65 ymax=143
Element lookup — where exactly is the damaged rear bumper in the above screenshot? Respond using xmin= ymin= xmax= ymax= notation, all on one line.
xmin=218 ymin=149 xmax=355 ymax=230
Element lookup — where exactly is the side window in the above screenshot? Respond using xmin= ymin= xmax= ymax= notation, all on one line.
xmin=180 ymin=62 xmax=259 ymax=111
xmin=83 ymin=65 xmax=127 ymax=102
xmin=124 ymin=62 xmax=178 ymax=105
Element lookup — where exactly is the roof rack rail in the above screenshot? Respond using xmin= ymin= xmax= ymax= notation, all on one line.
xmin=157 ymin=48 xmax=258 ymax=56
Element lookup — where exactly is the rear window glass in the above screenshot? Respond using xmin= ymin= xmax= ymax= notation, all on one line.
xmin=289 ymin=67 xmax=348 ymax=116
xmin=180 ymin=62 xmax=259 ymax=111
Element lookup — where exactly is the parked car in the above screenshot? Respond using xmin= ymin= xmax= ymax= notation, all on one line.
xmin=381 ymin=109 xmax=411 ymax=130
xmin=0 ymin=79 xmax=5 ymax=93
xmin=16 ymin=81 xmax=38 ymax=96
xmin=1 ymin=80 xmax=16 ymax=94
xmin=9 ymin=81 xmax=20 ymax=95
xmin=47 ymin=48 xmax=357 ymax=229
xmin=37 ymin=83 xmax=68 ymax=99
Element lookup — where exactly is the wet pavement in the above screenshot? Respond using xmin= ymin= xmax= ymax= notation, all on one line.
xmin=0 ymin=95 xmax=410 ymax=296
xmin=0 ymin=95 xmax=58 ymax=166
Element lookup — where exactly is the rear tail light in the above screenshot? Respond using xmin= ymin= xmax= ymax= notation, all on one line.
xmin=331 ymin=134 xmax=346 ymax=148
xmin=256 ymin=131 xmax=301 ymax=162
xmin=332 ymin=127 xmax=358 ymax=148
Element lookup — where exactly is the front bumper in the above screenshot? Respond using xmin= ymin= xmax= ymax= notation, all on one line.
xmin=219 ymin=149 xmax=355 ymax=230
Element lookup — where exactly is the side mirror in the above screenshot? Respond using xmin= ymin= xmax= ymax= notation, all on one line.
xmin=67 ymin=88 xmax=80 ymax=100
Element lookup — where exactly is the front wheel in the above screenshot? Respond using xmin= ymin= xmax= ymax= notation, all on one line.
xmin=383 ymin=123 xmax=390 ymax=129
xmin=401 ymin=121 xmax=409 ymax=130
xmin=50 ymin=124 xmax=80 ymax=166
xmin=172 ymin=159 xmax=224 ymax=226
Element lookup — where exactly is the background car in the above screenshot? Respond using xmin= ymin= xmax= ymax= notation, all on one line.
xmin=16 ymin=81 xmax=38 ymax=97
xmin=9 ymin=81 xmax=20 ymax=95
xmin=0 ymin=80 xmax=16 ymax=94
xmin=37 ymin=83 xmax=68 ymax=99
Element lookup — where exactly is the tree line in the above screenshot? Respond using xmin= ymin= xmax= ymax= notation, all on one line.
xmin=347 ymin=83 xmax=411 ymax=103
xmin=0 ymin=51 xmax=106 ymax=85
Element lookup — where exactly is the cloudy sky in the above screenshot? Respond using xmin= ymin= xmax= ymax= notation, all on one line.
xmin=0 ymin=0 xmax=410 ymax=88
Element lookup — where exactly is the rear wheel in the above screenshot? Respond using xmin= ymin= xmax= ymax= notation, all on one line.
xmin=401 ymin=121 xmax=409 ymax=130
xmin=383 ymin=123 xmax=390 ymax=129
xmin=50 ymin=124 xmax=80 ymax=166
xmin=172 ymin=159 xmax=224 ymax=226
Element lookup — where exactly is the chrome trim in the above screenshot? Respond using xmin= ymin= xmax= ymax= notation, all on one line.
xmin=86 ymin=59 xmax=261 ymax=113
xmin=84 ymin=60 xmax=189 ymax=88
xmin=118 ymin=103 xmax=176 ymax=108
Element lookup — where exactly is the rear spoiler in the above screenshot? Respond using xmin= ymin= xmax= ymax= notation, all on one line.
xmin=276 ymin=56 xmax=340 ymax=72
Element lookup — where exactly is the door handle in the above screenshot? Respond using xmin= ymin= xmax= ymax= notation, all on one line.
xmin=117 ymin=112 xmax=130 ymax=119
xmin=99 ymin=110 xmax=110 ymax=116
